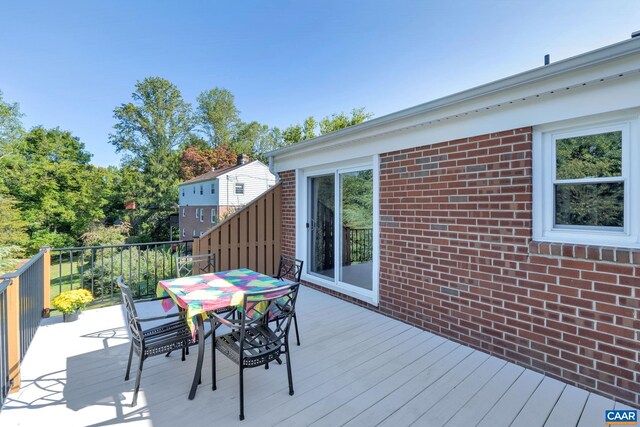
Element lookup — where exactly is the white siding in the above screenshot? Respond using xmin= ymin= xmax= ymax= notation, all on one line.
xmin=178 ymin=179 xmax=219 ymax=206
xmin=218 ymin=161 xmax=276 ymax=206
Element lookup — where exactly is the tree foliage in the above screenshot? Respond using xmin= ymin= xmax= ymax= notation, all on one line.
xmin=110 ymin=77 xmax=194 ymax=240
xmin=179 ymin=144 xmax=237 ymax=180
xmin=196 ymin=88 xmax=240 ymax=147
xmin=282 ymin=108 xmax=372 ymax=145
xmin=2 ymin=127 xmax=108 ymax=253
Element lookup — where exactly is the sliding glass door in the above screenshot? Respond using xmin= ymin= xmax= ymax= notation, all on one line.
xmin=307 ymin=168 xmax=374 ymax=292
xmin=339 ymin=170 xmax=373 ymax=290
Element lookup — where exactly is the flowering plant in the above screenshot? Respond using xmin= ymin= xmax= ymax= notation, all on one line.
xmin=52 ymin=289 xmax=94 ymax=314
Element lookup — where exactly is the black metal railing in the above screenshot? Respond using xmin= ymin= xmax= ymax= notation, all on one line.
xmin=345 ymin=228 xmax=373 ymax=264
xmin=50 ymin=240 xmax=193 ymax=302
xmin=2 ymin=249 xmax=46 ymax=361
xmin=0 ymin=278 xmax=10 ymax=411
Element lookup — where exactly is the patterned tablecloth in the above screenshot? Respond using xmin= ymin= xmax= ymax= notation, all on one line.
xmin=156 ymin=268 xmax=283 ymax=336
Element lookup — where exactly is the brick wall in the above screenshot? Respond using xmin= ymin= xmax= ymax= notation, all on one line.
xmin=279 ymin=170 xmax=296 ymax=259
xmin=278 ymin=127 xmax=639 ymax=407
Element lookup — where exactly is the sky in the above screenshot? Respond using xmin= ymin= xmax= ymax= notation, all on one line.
xmin=1 ymin=0 xmax=639 ymax=168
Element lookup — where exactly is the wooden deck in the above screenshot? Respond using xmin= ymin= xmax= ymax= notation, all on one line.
xmin=0 ymin=286 xmax=631 ymax=427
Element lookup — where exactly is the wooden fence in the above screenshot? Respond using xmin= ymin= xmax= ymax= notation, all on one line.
xmin=193 ymin=184 xmax=282 ymax=276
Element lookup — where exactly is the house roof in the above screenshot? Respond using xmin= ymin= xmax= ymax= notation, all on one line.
xmin=267 ymin=35 xmax=640 ymax=164
xmin=178 ymin=163 xmax=244 ymax=186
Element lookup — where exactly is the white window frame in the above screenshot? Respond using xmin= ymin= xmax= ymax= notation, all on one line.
xmin=192 ymin=229 xmax=196 ymax=237
xmin=235 ymin=183 xmax=245 ymax=194
xmin=211 ymin=207 xmax=218 ymax=223
xmin=182 ymin=208 xmax=185 ymax=217
xmin=182 ymin=228 xmax=185 ymax=237
xmin=533 ymin=112 xmax=639 ymax=248
xmin=195 ymin=208 xmax=199 ymax=219
xmin=199 ymin=208 xmax=203 ymax=222
xmin=296 ymin=155 xmax=380 ymax=306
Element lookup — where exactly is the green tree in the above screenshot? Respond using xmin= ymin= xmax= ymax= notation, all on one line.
xmin=2 ymin=127 xmax=107 ymax=252
xmin=319 ymin=107 xmax=373 ymax=134
xmin=196 ymin=88 xmax=240 ymax=147
xmin=0 ymin=197 xmax=28 ymax=247
xmin=0 ymin=90 xmax=23 ymax=152
xmin=110 ymin=77 xmax=193 ymax=239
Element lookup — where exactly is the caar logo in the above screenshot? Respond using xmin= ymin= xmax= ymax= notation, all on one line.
xmin=606 ymin=410 xmax=637 ymax=425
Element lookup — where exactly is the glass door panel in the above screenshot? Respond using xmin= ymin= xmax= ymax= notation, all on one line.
xmin=309 ymin=175 xmax=335 ymax=279
xmin=339 ymin=169 xmax=373 ymax=290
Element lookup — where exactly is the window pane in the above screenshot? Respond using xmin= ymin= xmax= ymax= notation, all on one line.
xmin=556 ymin=131 xmax=622 ymax=179
xmin=309 ymin=175 xmax=335 ymax=279
xmin=555 ymin=182 xmax=624 ymax=227
xmin=340 ymin=170 xmax=373 ymax=290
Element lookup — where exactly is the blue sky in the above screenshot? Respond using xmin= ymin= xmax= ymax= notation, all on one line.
xmin=1 ymin=1 xmax=639 ymax=167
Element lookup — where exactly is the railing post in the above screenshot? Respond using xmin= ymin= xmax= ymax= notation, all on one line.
xmin=193 ymin=237 xmax=200 ymax=256
xmin=7 ymin=276 xmax=20 ymax=392
xmin=42 ymin=246 xmax=51 ymax=318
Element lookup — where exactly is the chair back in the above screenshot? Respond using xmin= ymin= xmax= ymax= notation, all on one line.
xmin=116 ymin=276 xmax=144 ymax=347
xmin=176 ymin=253 xmax=216 ymax=277
xmin=275 ymin=255 xmax=303 ymax=282
xmin=211 ymin=283 xmax=299 ymax=352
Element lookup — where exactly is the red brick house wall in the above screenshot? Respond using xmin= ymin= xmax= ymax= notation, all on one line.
xmin=278 ymin=126 xmax=639 ymax=407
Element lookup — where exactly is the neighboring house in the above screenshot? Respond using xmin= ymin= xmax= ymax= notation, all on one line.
xmin=178 ymin=156 xmax=276 ymax=239
xmin=267 ymin=35 xmax=640 ymax=407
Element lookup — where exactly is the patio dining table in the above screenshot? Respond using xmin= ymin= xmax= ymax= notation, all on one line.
xmin=156 ymin=267 xmax=285 ymax=399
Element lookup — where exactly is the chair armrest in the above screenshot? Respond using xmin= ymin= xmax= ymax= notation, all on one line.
xmin=209 ymin=310 xmax=242 ymax=329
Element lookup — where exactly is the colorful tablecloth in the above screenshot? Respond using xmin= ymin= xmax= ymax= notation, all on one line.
xmin=156 ymin=268 xmax=283 ymax=336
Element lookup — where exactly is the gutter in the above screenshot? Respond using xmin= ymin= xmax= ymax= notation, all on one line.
xmin=267 ymin=36 xmax=640 ymax=159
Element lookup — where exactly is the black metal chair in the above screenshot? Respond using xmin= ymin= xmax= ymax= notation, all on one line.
xmin=176 ymin=253 xmax=216 ymax=277
xmin=211 ymin=283 xmax=300 ymax=421
xmin=272 ymin=255 xmax=303 ymax=346
xmin=116 ymin=276 xmax=192 ymax=407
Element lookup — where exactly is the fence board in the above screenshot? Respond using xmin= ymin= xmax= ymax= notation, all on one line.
xmin=196 ymin=184 xmax=281 ymax=276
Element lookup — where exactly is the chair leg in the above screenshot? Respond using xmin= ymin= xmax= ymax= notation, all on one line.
xmin=239 ymin=367 xmax=245 ymax=421
xmin=132 ymin=355 xmax=145 ymax=407
xmin=285 ymin=345 xmax=294 ymax=396
xmin=125 ymin=342 xmax=134 ymax=381
xmin=211 ymin=341 xmax=217 ymax=390
xmin=293 ymin=313 xmax=301 ymax=346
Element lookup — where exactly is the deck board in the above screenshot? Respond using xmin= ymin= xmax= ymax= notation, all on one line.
xmin=0 ymin=285 xmax=624 ymax=427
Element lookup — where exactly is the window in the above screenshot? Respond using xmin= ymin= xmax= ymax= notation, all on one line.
xmin=181 ymin=188 xmax=184 ymax=197
xmin=193 ymin=186 xmax=195 ymax=194
xmin=182 ymin=228 xmax=185 ymax=237
xmin=235 ymin=183 xmax=244 ymax=194
xmin=199 ymin=208 xmax=203 ymax=222
xmin=182 ymin=208 xmax=185 ymax=217
xmin=192 ymin=229 xmax=196 ymax=237
xmin=211 ymin=183 xmax=215 ymax=194
xmin=199 ymin=185 xmax=203 ymax=195
xmin=211 ymin=207 xmax=218 ymax=223
xmin=533 ymin=115 xmax=639 ymax=247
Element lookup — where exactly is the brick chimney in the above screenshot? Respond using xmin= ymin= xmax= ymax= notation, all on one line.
xmin=237 ymin=154 xmax=249 ymax=165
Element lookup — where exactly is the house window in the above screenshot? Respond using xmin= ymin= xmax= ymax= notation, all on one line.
xmin=182 ymin=188 xmax=184 ymax=197
xmin=533 ymin=115 xmax=639 ymax=247
xmin=199 ymin=185 xmax=203 ymax=195
xmin=211 ymin=207 xmax=218 ymax=223
xmin=235 ymin=183 xmax=244 ymax=194
xmin=211 ymin=184 xmax=215 ymax=194
xmin=192 ymin=229 xmax=196 ymax=237
xmin=182 ymin=208 xmax=185 ymax=217
xmin=193 ymin=186 xmax=195 ymax=194
xmin=182 ymin=228 xmax=185 ymax=237
xmin=199 ymin=208 xmax=203 ymax=222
